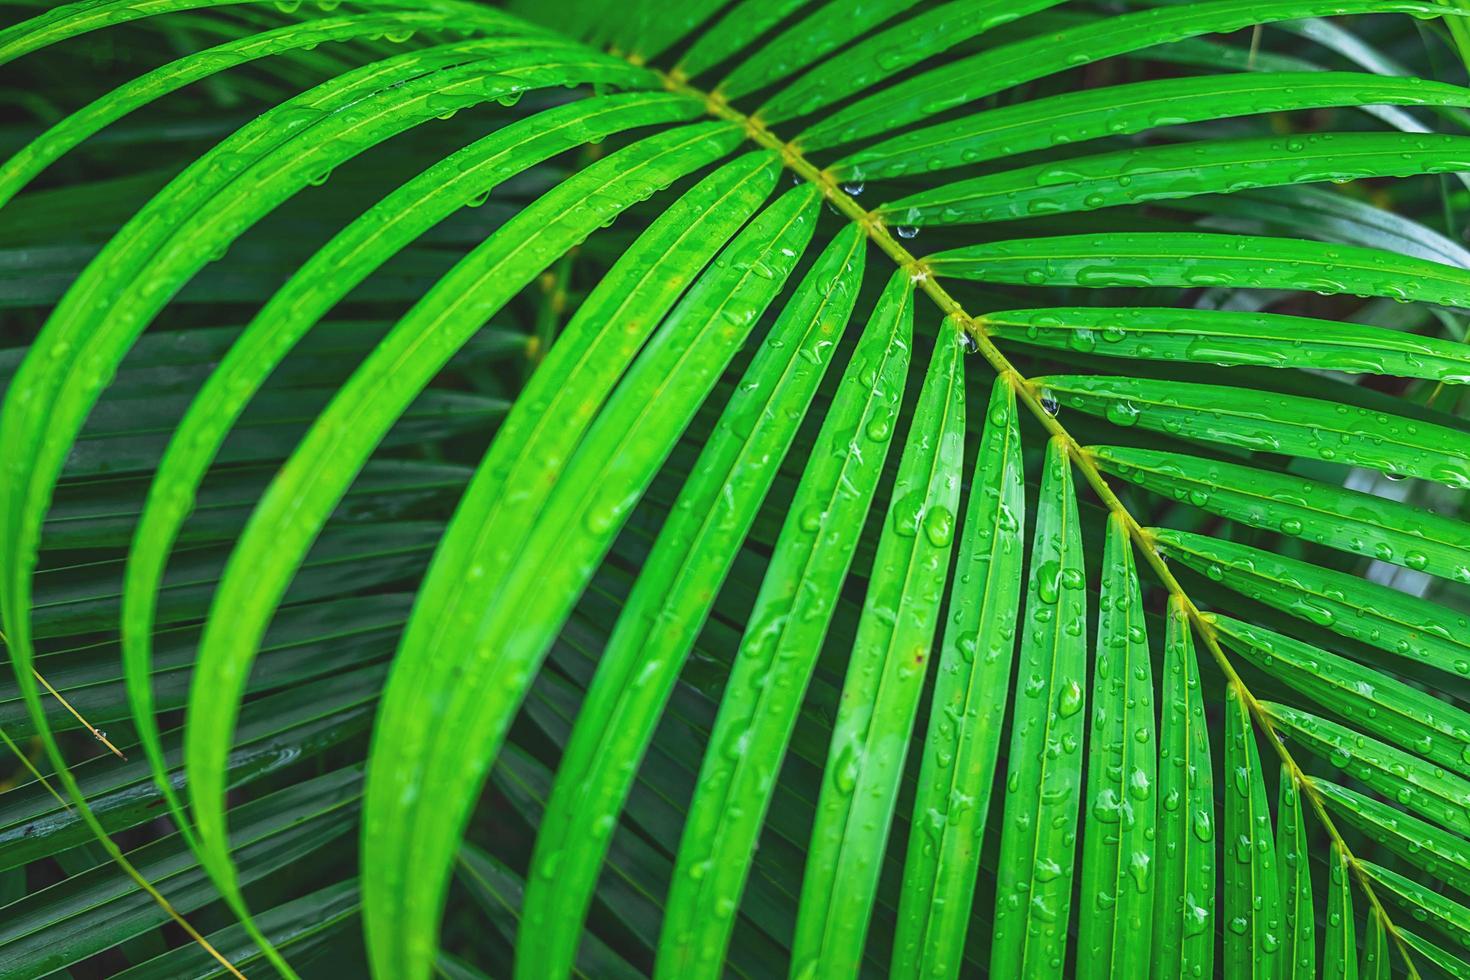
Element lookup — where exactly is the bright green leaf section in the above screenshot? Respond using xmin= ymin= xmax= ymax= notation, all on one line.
xmin=658 ymin=271 xmax=915 ymax=978
xmin=1362 ymin=911 xmax=1391 ymax=980
xmin=172 ymin=120 xmax=745 ymax=980
xmin=1153 ymin=596 xmax=1215 ymax=980
xmin=989 ymin=436 xmax=1086 ymax=979
xmin=797 ymin=0 xmax=1455 ymax=149
xmin=675 ymin=0 xmax=812 ymax=79
xmin=1222 ymin=681 xmax=1280 ymax=979
xmin=1043 ymin=376 xmax=1470 ymax=488
xmin=717 ymin=0 xmax=920 ymax=100
xmin=7 ymin=37 xmax=656 ymax=657
xmin=1099 ymin=449 xmax=1470 ymax=587
xmin=929 ymin=232 xmax=1470 ymax=307
xmin=892 ymin=375 xmax=1022 ymax=980
xmin=1400 ymin=928 xmax=1470 ymax=977
xmin=792 ymin=319 xmax=966 ymax=979
xmin=1215 ymin=616 xmax=1470 ymax=777
xmin=363 ymin=148 xmax=780 ymax=850
xmin=1077 ymin=513 xmax=1155 ymax=980
xmin=1324 ymin=843 xmax=1357 ymax=980
xmin=368 ymin=147 xmax=779 ymax=663
xmin=833 ymin=72 xmax=1470 ymax=181
xmin=1266 ymin=702 xmax=1470 ymax=836
xmin=518 ymin=223 xmax=867 ymax=980
xmin=880 ymin=133 xmax=1470 ymax=226
xmin=1275 ymin=770 xmax=1314 ymax=980
xmin=120 ymin=88 xmax=697 ymax=865
xmin=4 ymin=37 xmax=605 ymax=978
xmin=1362 ymin=861 xmax=1470 ymax=952
xmin=608 ymin=0 xmax=727 ymax=62
xmin=987 ymin=307 xmax=1470 ymax=383
xmin=371 ymin=179 xmax=818 ymax=980
xmin=1315 ymin=778 xmax=1470 ymax=898
xmin=0 ymin=11 xmax=533 ymax=208
xmin=0 ymin=0 xmax=532 ymax=65
xmin=6 ymin=35 xmax=628 ymax=663
xmin=759 ymin=0 xmax=1061 ymax=124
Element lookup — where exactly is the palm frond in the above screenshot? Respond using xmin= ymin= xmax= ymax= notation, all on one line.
xmin=5 ymin=0 xmax=1470 ymax=977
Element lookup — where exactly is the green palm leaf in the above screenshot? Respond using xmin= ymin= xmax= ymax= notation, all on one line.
xmin=992 ymin=307 xmax=1470 ymax=382
xmin=1223 ymin=681 xmax=1281 ymax=978
xmin=1361 ymin=861 xmax=1470 ymax=952
xmin=931 ymin=231 xmax=1470 ymax=303
xmin=1149 ymin=528 xmax=1470 ymax=692
xmin=989 ymin=437 xmax=1087 ymax=977
xmin=1217 ymin=617 xmax=1470 ymax=774
xmin=797 ymin=0 xmax=1454 ymax=149
xmin=1326 ymin=842 xmax=1358 ymax=980
xmin=1363 ymin=910 xmax=1393 ymax=980
xmin=1276 ymin=768 xmax=1314 ymax=980
xmin=5 ymin=1 xmax=1470 ymax=977
xmin=659 ymin=271 xmax=915 ymax=978
xmin=892 ymin=375 xmax=1022 ymax=980
xmin=1153 ymin=596 xmax=1215 ymax=980
xmin=885 ymin=134 xmax=1470 ymax=226
xmin=1316 ymin=778 xmax=1470 ymax=896
xmin=1113 ymin=457 xmax=1470 ymax=585
xmin=1400 ymin=928 xmax=1470 ymax=977
xmin=834 ymin=72 xmax=1470 ymax=182
xmin=1268 ymin=702 xmax=1470 ymax=835
xmin=520 ymin=221 xmax=865 ymax=980
xmin=365 ymin=178 xmax=817 ymax=977
xmin=1077 ymin=512 xmax=1156 ymax=979
xmin=792 ymin=316 xmax=964 ymax=979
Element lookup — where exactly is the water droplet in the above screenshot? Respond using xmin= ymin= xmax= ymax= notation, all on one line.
xmin=1036 ymin=560 xmax=1062 ymax=604
xmin=923 ymin=506 xmax=955 ymax=548
xmin=1192 ymin=809 xmax=1213 ymax=842
xmin=833 ymin=741 xmax=861 ymax=795
xmin=1057 ymin=680 xmax=1084 ymax=717
xmin=1105 ymin=399 xmax=1141 ymax=427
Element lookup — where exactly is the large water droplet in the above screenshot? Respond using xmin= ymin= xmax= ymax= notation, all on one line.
xmin=1057 ymin=679 xmax=1083 ymax=717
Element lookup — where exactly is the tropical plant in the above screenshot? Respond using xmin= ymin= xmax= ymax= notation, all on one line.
xmin=5 ymin=0 xmax=1470 ymax=976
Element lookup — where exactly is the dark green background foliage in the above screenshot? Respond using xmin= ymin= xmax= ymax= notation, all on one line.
xmin=3 ymin=0 xmax=1470 ymax=977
